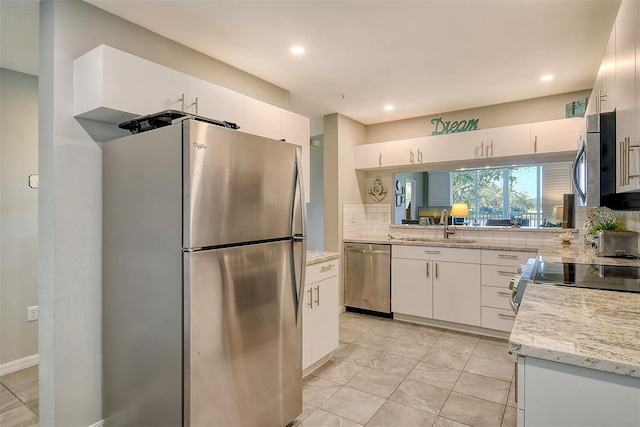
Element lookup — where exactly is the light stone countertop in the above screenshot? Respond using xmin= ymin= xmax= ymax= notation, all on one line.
xmin=306 ymin=251 xmax=340 ymax=266
xmin=509 ymin=283 xmax=640 ymax=378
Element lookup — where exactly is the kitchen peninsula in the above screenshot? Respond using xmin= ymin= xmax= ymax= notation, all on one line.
xmin=510 ymin=283 xmax=640 ymax=426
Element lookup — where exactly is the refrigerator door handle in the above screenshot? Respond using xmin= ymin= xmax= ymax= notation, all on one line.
xmin=572 ymin=139 xmax=587 ymax=205
xmin=292 ymin=146 xmax=308 ymax=327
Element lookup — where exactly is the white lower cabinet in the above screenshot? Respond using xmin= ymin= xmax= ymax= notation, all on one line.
xmin=480 ymin=249 xmax=535 ymax=332
xmin=392 ymin=245 xmax=481 ymax=325
xmin=432 ymin=261 xmax=481 ymax=326
xmin=303 ymin=260 xmax=339 ymax=373
xmin=517 ymin=356 xmax=640 ymax=427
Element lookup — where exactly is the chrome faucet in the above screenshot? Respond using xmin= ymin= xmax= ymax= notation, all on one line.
xmin=441 ymin=209 xmax=456 ymax=239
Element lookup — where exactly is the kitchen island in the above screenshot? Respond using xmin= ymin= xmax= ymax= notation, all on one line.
xmin=510 ymin=282 xmax=640 ymax=426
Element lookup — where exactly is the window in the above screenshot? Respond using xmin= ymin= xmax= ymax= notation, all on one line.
xmin=452 ymin=166 xmax=543 ymax=227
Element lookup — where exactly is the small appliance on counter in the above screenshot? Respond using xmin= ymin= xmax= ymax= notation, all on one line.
xmin=597 ymin=230 xmax=639 ymax=258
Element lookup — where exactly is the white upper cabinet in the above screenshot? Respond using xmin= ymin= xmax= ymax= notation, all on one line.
xmin=74 ymin=45 xmax=311 ymax=200
xmin=355 ymin=143 xmax=386 ymax=169
xmin=74 ymin=45 xmax=187 ymax=123
xmin=449 ymin=129 xmax=488 ymax=161
xmin=531 ymin=118 xmax=584 ymax=154
xmin=615 ymin=0 xmax=640 ymax=193
xmin=420 ymin=134 xmax=450 ymax=164
xmin=384 ymin=138 xmax=418 ymax=167
xmin=487 ymin=123 xmax=531 ymax=158
xmin=243 ymin=97 xmax=282 ymax=141
xmin=186 ymin=78 xmax=246 ymax=128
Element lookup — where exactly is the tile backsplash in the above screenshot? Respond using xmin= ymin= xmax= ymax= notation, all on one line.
xmin=342 ymin=203 xmax=640 ymax=245
xmin=343 ymin=203 xmax=391 ymax=239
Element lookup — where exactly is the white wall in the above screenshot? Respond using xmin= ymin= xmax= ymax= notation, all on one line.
xmin=307 ymin=135 xmax=324 ymax=251
xmin=0 ymin=69 xmax=39 ymax=365
xmin=38 ymin=1 xmax=290 ymax=425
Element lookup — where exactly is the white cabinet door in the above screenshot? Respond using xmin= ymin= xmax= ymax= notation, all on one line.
xmin=73 ymin=45 xmax=187 ymax=123
xmin=384 ymin=138 xmax=415 ymax=167
xmin=355 ymin=143 xmax=386 ymax=169
xmin=312 ymin=276 xmax=339 ymax=363
xmin=391 ymin=258 xmax=433 ymax=318
xmin=302 ymin=283 xmax=314 ymax=369
xmin=487 ymin=124 xmax=531 ymax=158
xmin=616 ymin=0 xmax=640 ymax=193
xmin=419 ymin=134 xmax=450 ymax=164
xmin=186 ymin=77 xmax=246 ymax=129
xmin=282 ymin=110 xmax=311 ymax=202
xmin=243 ymin=97 xmax=282 ymax=140
xmin=303 ymin=261 xmax=339 ymax=372
xmin=449 ymin=129 xmax=488 ymax=161
xmin=531 ymin=118 xmax=584 ymax=154
xmin=433 ymin=261 xmax=481 ymax=326
xmin=602 ymin=22 xmax=617 ymax=113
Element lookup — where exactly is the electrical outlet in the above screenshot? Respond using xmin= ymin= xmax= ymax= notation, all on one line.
xmin=27 ymin=306 xmax=38 ymax=322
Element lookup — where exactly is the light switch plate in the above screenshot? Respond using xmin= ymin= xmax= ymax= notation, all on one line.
xmin=28 ymin=174 xmax=39 ymax=189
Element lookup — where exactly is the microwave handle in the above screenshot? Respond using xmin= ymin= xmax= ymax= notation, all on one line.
xmin=572 ymin=139 xmax=587 ymax=204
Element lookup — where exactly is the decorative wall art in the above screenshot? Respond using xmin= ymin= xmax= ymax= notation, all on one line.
xmin=368 ymin=177 xmax=387 ymax=202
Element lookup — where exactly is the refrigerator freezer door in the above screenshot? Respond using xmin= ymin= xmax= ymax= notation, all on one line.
xmin=184 ymin=120 xmax=298 ymax=249
xmin=184 ymin=240 xmax=302 ymax=426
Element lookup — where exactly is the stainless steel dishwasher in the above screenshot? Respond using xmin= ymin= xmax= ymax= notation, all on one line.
xmin=344 ymin=243 xmax=391 ymax=316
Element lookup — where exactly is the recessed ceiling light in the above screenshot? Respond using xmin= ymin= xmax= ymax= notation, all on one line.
xmin=384 ymin=105 xmax=395 ymax=111
xmin=290 ymin=46 xmax=305 ymax=55
xmin=540 ymin=74 xmax=554 ymax=82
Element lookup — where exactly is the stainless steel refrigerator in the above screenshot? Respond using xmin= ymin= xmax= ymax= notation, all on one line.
xmin=102 ymin=118 xmax=307 ymax=426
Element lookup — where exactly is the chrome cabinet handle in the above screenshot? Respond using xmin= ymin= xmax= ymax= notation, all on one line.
xmin=410 ymin=149 xmax=415 ymax=164
xmin=533 ymin=135 xmax=537 ymax=153
xmin=179 ymin=93 xmax=185 ymax=112
xmin=435 ymin=262 xmax=439 ymax=279
xmin=321 ymin=264 xmax=335 ymax=271
xmin=497 ymin=291 xmax=511 ymax=296
xmin=188 ymin=97 xmax=199 ymax=115
xmin=489 ymin=140 xmax=494 ymax=157
xmin=498 ymin=313 xmax=516 ymax=319
xmin=626 ymin=137 xmax=639 ymax=184
xmin=426 ymin=262 xmax=430 ymax=278
xmin=379 ymin=152 xmax=383 ymax=167
xmin=417 ymin=148 xmax=423 ymax=163
xmin=497 ymin=270 xmax=517 ymax=275
xmin=308 ymin=288 xmax=313 ymax=309
xmin=498 ymin=254 xmax=518 ymax=259
xmin=424 ymin=250 xmax=441 ymax=254
xmin=620 ymin=139 xmax=625 ymax=186
xmin=315 ymin=286 xmax=320 ymax=306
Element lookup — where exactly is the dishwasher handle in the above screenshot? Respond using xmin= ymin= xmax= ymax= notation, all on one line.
xmin=347 ymin=248 xmax=390 ymax=255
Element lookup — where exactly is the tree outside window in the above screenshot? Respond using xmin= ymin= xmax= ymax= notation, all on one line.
xmin=452 ymin=166 xmax=539 ymax=226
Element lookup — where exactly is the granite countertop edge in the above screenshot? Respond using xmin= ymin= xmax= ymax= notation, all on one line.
xmin=306 ymin=251 xmax=340 ymax=266
xmin=509 ymin=283 xmax=640 ymax=378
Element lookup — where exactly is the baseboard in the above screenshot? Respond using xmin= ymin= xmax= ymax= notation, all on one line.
xmin=89 ymin=420 xmax=104 ymax=427
xmin=0 ymin=354 xmax=39 ymax=376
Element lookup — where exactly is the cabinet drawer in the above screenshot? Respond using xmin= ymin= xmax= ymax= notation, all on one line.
xmin=306 ymin=260 xmax=339 ymax=284
xmin=481 ymin=285 xmax=513 ymax=310
xmin=481 ymin=249 xmax=536 ymax=266
xmin=482 ymin=264 xmax=518 ymax=287
xmin=393 ymin=245 xmax=481 ymax=263
xmin=481 ymin=307 xmax=517 ymax=332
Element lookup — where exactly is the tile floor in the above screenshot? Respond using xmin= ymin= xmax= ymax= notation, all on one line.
xmin=0 ymin=365 xmax=39 ymax=427
xmin=0 ymin=313 xmax=516 ymax=427
xmin=295 ymin=312 xmax=516 ymax=427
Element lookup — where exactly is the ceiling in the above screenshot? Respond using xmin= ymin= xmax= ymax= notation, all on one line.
xmin=1 ymin=1 xmax=621 ymax=130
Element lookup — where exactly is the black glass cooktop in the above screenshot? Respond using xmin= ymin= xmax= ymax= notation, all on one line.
xmin=533 ymin=261 xmax=640 ymax=293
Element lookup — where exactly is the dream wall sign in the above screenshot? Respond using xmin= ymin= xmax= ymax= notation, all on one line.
xmin=431 ymin=117 xmax=480 ymax=135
